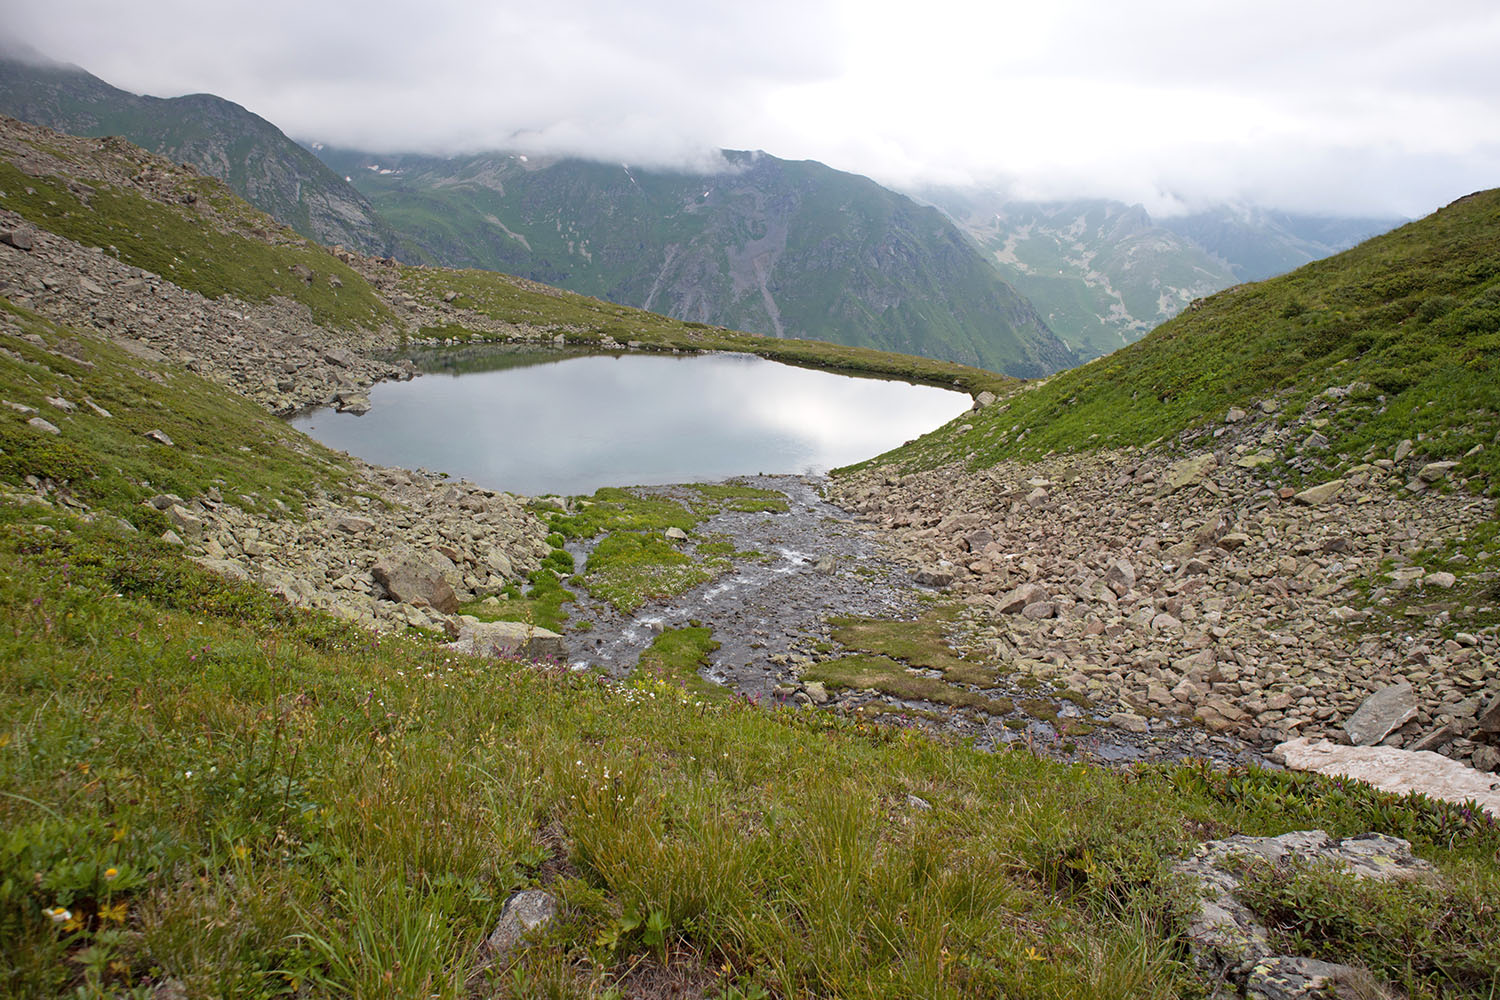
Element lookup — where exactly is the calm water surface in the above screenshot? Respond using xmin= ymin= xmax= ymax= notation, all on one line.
xmin=290 ymin=350 xmax=970 ymax=495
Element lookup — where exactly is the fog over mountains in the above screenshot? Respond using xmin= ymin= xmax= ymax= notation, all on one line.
xmin=0 ymin=44 xmax=1405 ymax=369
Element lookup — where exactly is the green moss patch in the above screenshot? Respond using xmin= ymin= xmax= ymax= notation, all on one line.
xmin=635 ymin=626 xmax=724 ymax=699
xmin=459 ymin=568 xmax=574 ymax=633
xmin=584 ymin=531 xmax=722 ymax=614
xmin=829 ymin=606 xmax=999 ymax=688
xmin=549 ymin=487 xmax=698 ymax=540
xmin=688 ymin=483 xmax=790 ymax=514
xmin=803 ymin=654 xmax=1012 ymax=715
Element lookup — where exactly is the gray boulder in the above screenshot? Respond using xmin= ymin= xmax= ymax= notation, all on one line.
xmin=372 ymin=547 xmax=460 ymax=613
xmin=483 ymin=890 xmax=558 ymax=963
xmin=913 ymin=564 xmax=956 ymax=587
xmin=452 ymin=617 xmax=567 ymax=663
xmin=334 ymin=391 xmax=370 ymax=415
xmin=1478 ymin=692 xmax=1500 ymax=734
xmin=1103 ymin=559 xmax=1136 ymax=596
xmin=1244 ymin=955 xmax=1380 ymax=1000
xmin=1417 ymin=460 xmax=1458 ymax=482
xmin=0 ymin=226 xmax=35 ymax=250
xmin=166 ymin=503 xmax=203 ymax=541
xmin=1292 ymin=479 xmax=1346 ymax=506
xmin=996 ymin=582 xmax=1049 ymax=613
xmin=1342 ymin=681 xmax=1417 ymax=746
xmin=1160 ymin=453 xmax=1218 ymax=494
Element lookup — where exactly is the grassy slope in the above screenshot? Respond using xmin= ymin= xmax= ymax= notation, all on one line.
xmin=0 ymin=301 xmax=351 ymax=528
xmin=854 ymin=189 xmax=1500 ymax=494
xmin=0 ymin=306 xmax=1494 ymax=1000
xmin=4 ymin=499 xmax=1497 ymax=998
xmin=401 ymin=265 xmax=1015 ymax=397
xmin=0 ymin=158 xmax=391 ymax=331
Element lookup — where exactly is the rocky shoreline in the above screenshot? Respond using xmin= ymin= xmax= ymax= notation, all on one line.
xmin=829 ymin=408 xmax=1500 ymax=772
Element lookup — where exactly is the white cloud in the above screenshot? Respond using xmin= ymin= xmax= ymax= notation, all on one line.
xmin=6 ymin=0 xmax=1498 ymax=216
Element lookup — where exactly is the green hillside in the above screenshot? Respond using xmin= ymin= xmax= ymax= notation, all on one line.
xmin=0 ymin=159 xmax=391 ymax=331
xmin=0 ymin=50 xmax=407 ymax=258
xmin=863 ymin=189 xmax=1500 ymax=494
xmin=318 ymin=148 xmax=1076 ymax=377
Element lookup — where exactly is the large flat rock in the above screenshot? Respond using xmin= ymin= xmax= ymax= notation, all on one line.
xmin=371 ymin=547 xmax=460 ymax=614
xmin=450 ymin=617 xmax=567 ymax=664
xmin=1341 ymin=681 xmax=1416 ymax=746
xmin=1275 ymin=737 xmax=1500 ymax=818
xmin=1173 ymin=829 xmax=1430 ymax=997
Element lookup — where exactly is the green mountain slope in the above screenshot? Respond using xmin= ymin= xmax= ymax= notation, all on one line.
xmin=864 ymin=189 xmax=1500 ymax=494
xmin=317 ymin=147 xmax=1076 ymax=377
xmin=0 ymin=47 xmax=407 ymax=258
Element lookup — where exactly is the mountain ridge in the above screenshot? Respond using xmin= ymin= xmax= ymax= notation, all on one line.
xmin=315 ymin=145 xmax=1076 ymax=376
xmin=0 ymin=48 xmax=408 ymax=259
xmin=0 ymin=48 xmax=1076 ymax=376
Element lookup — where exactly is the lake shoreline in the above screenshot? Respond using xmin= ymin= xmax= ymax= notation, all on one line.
xmin=289 ymin=348 xmax=972 ymax=497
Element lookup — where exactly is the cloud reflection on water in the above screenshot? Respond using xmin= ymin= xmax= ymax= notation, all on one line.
xmin=289 ymin=352 xmax=969 ymax=495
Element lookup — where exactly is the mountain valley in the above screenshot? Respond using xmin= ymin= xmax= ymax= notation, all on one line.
xmin=0 ymin=63 xmax=1495 ymax=1000
xmin=923 ymin=188 xmax=1402 ymax=360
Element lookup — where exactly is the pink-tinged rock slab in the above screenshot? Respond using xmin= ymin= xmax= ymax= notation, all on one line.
xmin=1274 ymin=737 xmax=1500 ymax=819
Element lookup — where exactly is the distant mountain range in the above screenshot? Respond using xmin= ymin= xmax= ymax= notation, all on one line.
xmin=312 ymin=146 xmax=1073 ymax=375
xmin=1156 ymin=207 xmax=1403 ymax=282
xmin=0 ymin=44 xmax=1403 ymax=373
xmin=0 ymin=47 xmax=1072 ymax=376
xmin=920 ymin=188 xmax=1403 ymax=360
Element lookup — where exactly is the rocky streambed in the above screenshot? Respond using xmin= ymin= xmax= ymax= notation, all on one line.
xmin=530 ymin=475 xmax=1266 ymax=768
xmin=561 ymin=476 xmax=920 ymax=696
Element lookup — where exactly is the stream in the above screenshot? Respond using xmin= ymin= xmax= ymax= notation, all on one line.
xmin=557 ymin=475 xmax=1266 ymax=769
xmin=564 ymin=475 xmax=922 ymax=698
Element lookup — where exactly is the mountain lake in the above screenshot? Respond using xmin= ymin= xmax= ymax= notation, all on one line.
xmin=289 ymin=348 xmax=972 ymax=495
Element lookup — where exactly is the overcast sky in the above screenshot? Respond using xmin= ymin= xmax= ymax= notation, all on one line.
xmin=6 ymin=0 xmax=1499 ymax=217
